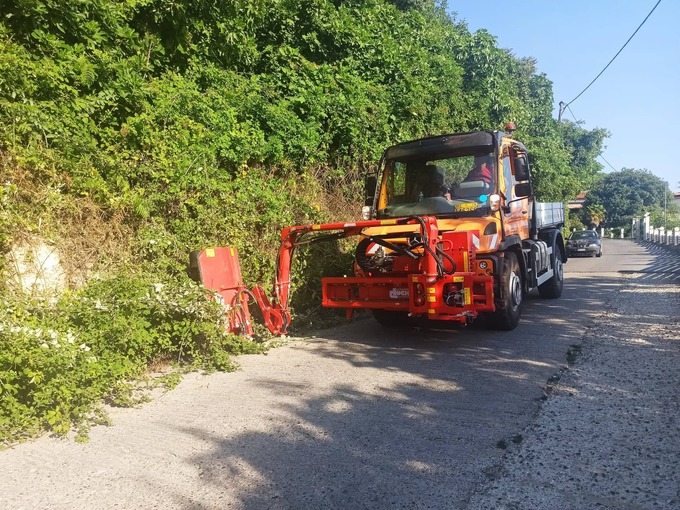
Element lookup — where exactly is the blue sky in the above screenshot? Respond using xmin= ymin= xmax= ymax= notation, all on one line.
xmin=448 ymin=0 xmax=680 ymax=192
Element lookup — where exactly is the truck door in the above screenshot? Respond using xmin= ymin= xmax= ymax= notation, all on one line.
xmin=501 ymin=148 xmax=530 ymax=240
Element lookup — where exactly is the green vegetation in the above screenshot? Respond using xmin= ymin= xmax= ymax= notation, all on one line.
xmin=0 ymin=276 xmax=265 ymax=444
xmin=583 ymin=169 xmax=679 ymax=230
xmin=1 ymin=0 xmax=607 ymax=442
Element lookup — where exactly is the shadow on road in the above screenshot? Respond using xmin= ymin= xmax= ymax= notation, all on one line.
xmin=169 ymin=241 xmax=677 ymax=509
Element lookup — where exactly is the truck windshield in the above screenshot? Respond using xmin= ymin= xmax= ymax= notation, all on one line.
xmin=378 ymin=153 xmax=496 ymax=218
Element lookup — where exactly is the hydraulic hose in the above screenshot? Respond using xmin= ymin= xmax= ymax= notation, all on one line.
xmin=405 ymin=216 xmax=457 ymax=277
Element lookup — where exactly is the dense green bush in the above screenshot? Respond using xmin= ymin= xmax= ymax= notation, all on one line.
xmin=0 ymin=274 xmax=264 ymax=444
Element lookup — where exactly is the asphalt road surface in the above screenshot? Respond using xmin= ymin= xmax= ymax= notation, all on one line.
xmin=1 ymin=239 xmax=678 ymax=509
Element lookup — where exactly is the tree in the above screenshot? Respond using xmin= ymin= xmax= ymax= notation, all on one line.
xmin=583 ymin=169 xmax=669 ymax=228
xmin=389 ymin=0 xmax=435 ymax=11
xmin=526 ymin=120 xmax=607 ymax=203
xmin=585 ymin=204 xmax=606 ymax=229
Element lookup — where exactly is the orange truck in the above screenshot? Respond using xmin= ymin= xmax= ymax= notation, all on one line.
xmin=190 ymin=125 xmax=566 ymax=334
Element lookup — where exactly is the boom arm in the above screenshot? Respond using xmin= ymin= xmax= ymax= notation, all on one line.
xmin=192 ymin=215 xmax=491 ymax=336
xmin=255 ymin=215 xmax=465 ymax=334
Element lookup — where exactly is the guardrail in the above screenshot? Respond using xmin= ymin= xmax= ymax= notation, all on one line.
xmin=631 ymin=214 xmax=680 ymax=247
xmin=646 ymin=227 xmax=680 ymax=246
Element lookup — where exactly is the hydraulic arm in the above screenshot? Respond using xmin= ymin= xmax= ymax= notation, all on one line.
xmin=191 ymin=216 xmax=494 ymax=335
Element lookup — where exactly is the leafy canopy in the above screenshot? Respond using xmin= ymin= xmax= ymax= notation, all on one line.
xmin=584 ymin=169 xmax=678 ymax=228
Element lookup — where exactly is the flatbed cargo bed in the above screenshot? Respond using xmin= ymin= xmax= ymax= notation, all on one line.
xmin=535 ymin=202 xmax=564 ymax=229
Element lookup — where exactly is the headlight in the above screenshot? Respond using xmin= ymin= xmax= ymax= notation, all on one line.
xmin=488 ymin=194 xmax=501 ymax=212
xmin=588 ymin=243 xmax=598 ymax=247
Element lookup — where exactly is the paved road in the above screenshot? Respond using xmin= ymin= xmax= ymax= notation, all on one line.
xmin=1 ymin=239 xmax=678 ymax=509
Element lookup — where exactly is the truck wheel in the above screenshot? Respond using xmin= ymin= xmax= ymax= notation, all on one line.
xmin=489 ymin=251 xmax=522 ymax=330
xmin=372 ymin=309 xmax=411 ymax=328
xmin=538 ymin=247 xmax=564 ymax=299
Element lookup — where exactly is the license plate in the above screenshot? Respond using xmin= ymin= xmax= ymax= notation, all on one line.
xmin=577 ymin=248 xmax=585 ymax=251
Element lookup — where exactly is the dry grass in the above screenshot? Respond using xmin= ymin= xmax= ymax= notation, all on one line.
xmin=310 ymin=164 xmax=366 ymax=222
xmin=53 ymin=198 xmax=133 ymax=287
xmin=2 ymin=152 xmax=133 ymax=291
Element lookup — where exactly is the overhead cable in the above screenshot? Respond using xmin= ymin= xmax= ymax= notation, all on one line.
xmin=598 ymin=154 xmax=618 ymax=172
xmin=566 ymin=104 xmax=579 ymax=123
xmin=559 ymin=0 xmax=662 ymax=119
xmin=565 ymin=105 xmax=618 ymax=172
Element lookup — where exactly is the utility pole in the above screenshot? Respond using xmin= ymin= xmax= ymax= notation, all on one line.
xmin=663 ymin=181 xmax=667 ymax=229
xmin=558 ymin=101 xmax=566 ymax=122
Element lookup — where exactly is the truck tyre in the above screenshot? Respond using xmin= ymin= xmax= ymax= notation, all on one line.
xmin=372 ymin=309 xmax=411 ymax=328
xmin=489 ymin=251 xmax=522 ymax=330
xmin=538 ymin=245 xmax=564 ymax=299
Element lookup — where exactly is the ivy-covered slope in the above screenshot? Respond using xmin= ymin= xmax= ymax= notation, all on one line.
xmin=1 ymin=0 xmax=605 ymax=277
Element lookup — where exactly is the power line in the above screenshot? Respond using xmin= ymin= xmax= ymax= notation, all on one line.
xmin=558 ymin=0 xmax=662 ymax=120
xmin=598 ymin=154 xmax=618 ymax=172
xmin=566 ymin=105 xmax=619 ymax=172
xmin=566 ymin=104 xmax=579 ymax=123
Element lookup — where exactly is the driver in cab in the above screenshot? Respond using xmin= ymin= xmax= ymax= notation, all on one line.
xmin=464 ymin=155 xmax=494 ymax=186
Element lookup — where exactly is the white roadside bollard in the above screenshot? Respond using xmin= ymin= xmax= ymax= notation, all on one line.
xmin=644 ymin=213 xmax=651 ymax=241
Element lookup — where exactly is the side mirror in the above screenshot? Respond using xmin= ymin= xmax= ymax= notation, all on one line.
xmin=364 ymin=175 xmax=377 ymax=206
xmin=515 ymin=182 xmax=532 ymax=198
xmin=514 ymin=156 xmax=530 ymax=181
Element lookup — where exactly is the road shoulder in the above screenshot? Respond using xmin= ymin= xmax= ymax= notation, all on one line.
xmin=468 ymin=270 xmax=680 ymax=509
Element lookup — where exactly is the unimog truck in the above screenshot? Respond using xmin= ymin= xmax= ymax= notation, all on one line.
xmin=190 ymin=125 xmax=566 ymax=334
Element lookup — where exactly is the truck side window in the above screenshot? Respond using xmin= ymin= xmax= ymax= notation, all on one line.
xmin=503 ymin=155 xmax=519 ymax=214
xmin=388 ymin=162 xmax=407 ymax=204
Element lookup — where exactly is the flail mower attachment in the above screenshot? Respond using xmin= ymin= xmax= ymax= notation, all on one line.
xmin=190 ymin=215 xmax=494 ymax=335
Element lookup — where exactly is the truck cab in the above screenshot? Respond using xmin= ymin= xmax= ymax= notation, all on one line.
xmin=369 ymin=129 xmax=531 ymax=251
xmin=350 ymin=127 xmax=567 ymax=329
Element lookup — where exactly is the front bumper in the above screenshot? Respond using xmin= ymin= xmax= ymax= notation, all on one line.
xmin=322 ymin=273 xmax=494 ymax=324
xmin=566 ymin=245 xmax=599 ymax=256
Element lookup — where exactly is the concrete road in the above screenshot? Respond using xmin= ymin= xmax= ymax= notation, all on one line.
xmin=0 ymin=239 xmax=678 ymax=509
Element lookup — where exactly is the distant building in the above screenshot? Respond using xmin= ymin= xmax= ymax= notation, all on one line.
xmin=568 ymin=192 xmax=587 ymax=211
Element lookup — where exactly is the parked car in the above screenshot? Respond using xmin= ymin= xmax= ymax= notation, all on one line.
xmin=566 ymin=230 xmax=602 ymax=257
